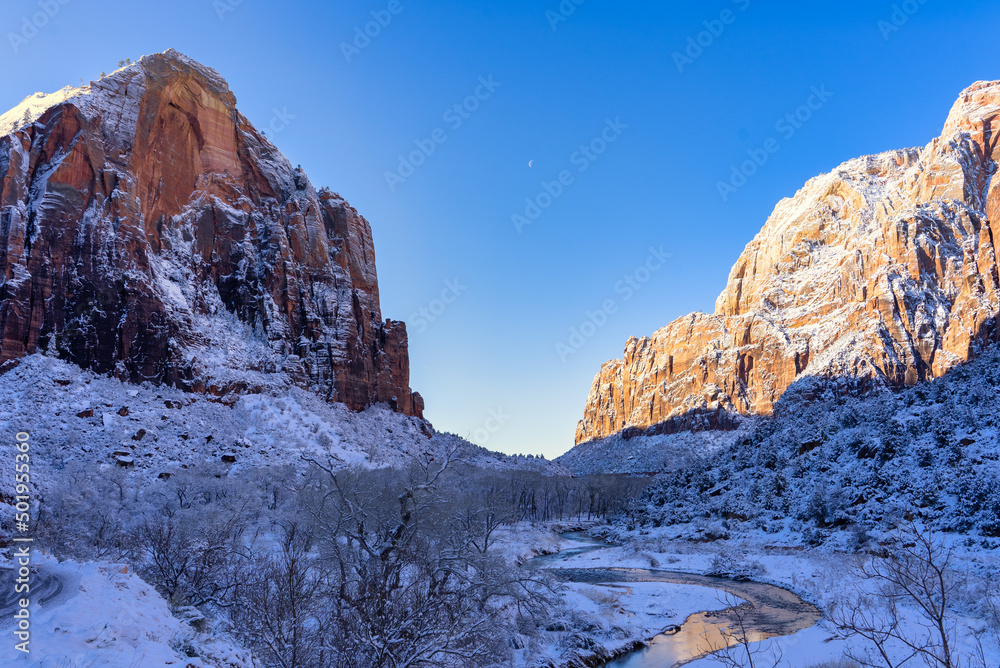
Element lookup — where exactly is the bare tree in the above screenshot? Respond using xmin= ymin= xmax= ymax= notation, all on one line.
xmin=832 ymin=522 xmax=971 ymax=668
xmin=230 ymin=523 xmax=327 ymax=668
xmin=451 ymin=483 xmax=511 ymax=555
xmin=301 ymin=451 xmax=555 ymax=667
xmin=34 ymin=464 xmax=132 ymax=561
xmin=132 ymin=507 xmax=250 ymax=607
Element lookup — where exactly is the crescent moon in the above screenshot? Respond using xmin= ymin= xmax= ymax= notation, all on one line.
xmin=528 ymin=160 xmax=533 ymax=168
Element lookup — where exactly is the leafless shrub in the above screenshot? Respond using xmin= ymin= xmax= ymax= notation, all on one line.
xmin=706 ymin=549 xmax=767 ymax=581
xmin=831 ymin=522 xmax=991 ymax=668
xmin=131 ymin=506 xmax=250 ymax=608
xmin=301 ymin=450 xmax=558 ymax=667
xmin=229 ymin=523 xmax=327 ymax=668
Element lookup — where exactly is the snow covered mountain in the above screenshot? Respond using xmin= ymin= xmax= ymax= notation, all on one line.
xmin=0 ymin=50 xmax=422 ymax=416
xmin=576 ymin=81 xmax=1000 ymax=444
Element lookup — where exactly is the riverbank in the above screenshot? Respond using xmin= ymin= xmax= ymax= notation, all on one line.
xmin=549 ymin=534 xmax=840 ymax=667
xmin=540 ymin=524 xmax=999 ymax=668
xmin=505 ymin=524 xmax=823 ymax=668
xmin=499 ymin=525 xmax=728 ymax=666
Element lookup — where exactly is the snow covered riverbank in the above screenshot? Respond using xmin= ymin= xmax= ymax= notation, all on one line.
xmin=508 ymin=523 xmax=1000 ymax=668
xmin=508 ymin=527 xmax=735 ymax=667
xmin=507 ymin=525 xmax=817 ymax=667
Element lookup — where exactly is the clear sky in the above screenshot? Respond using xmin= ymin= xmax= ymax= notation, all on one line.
xmin=3 ymin=0 xmax=1000 ymax=458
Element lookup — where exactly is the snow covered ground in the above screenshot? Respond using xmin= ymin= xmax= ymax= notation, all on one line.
xmin=0 ymin=518 xmax=994 ymax=667
xmin=557 ymin=526 xmax=1000 ymax=668
xmin=0 ymin=354 xmax=565 ymax=497
xmin=0 ymin=355 xmax=574 ymax=668
xmin=500 ymin=526 xmax=738 ymax=667
xmin=0 ymin=554 xmax=253 ymax=667
xmin=2 ymin=352 xmax=998 ymax=667
xmin=547 ymin=534 xmax=847 ymax=667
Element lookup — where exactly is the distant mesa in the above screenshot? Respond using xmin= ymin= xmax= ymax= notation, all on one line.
xmin=0 ymin=49 xmax=423 ymax=418
xmin=577 ymin=80 xmax=1000 ymax=443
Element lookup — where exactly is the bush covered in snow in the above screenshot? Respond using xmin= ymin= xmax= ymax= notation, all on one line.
xmin=15 ymin=437 xmax=651 ymax=668
xmin=614 ymin=347 xmax=1000 ymax=546
xmin=27 ymin=454 xmax=570 ymax=667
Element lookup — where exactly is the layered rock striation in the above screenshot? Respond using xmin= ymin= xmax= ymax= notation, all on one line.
xmin=577 ymin=81 xmax=1000 ymax=443
xmin=0 ymin=50 xmax=422 ymax=416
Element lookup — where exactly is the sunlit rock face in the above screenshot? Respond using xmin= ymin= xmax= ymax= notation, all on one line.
xmin=577 ymin=81 xmax=1000 ymax=443
xmin=0 ymin=49 xmax=422 ymax=417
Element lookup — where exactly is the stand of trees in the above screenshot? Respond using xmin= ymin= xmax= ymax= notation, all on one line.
xmin=33 ymin=455 xmax=648 ymax=667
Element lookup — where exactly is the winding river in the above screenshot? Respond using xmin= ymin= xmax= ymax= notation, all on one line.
xmin=527 ymin=533 xmax=822 ymax=668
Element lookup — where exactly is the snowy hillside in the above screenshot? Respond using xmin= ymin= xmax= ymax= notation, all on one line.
xmin=576 ymin=345 xmax=1000 ymax=545
xmin=0 ymin=354 xmax=565 ymax=497
xmin=557 ymin=422 xmax=752 ymax=476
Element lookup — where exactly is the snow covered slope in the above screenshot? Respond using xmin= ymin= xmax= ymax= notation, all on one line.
xmin=571 ymin=345 xmax=1000 ymax=543
xmin=0 ymin=555 xmax=253 ymax=668
xmin=0 ymin=354 xmax=565 ymax=501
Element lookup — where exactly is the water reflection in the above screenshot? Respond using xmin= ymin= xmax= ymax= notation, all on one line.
xmin=527 ymin=533 xmax=820 ymax=668
xmin=606 ymin=607 xmax=773 ymax=668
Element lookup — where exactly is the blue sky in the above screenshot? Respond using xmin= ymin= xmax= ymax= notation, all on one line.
xmin=3 ymin=0 xmax=1000 ymax=458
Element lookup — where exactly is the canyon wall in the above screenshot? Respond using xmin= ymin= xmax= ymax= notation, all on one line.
xmin=0 ymin=50 xmax=422 ymax=416
xmin=577 ymin=81 xmax=1000 ymax=443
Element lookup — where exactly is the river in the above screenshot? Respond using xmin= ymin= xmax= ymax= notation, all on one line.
xmin=526 ymin=532 xmax=822 ymax=668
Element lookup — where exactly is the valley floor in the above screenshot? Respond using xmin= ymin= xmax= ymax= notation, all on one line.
xmin=2 ymin=521 xmax=996 ymax=667
xmin=504 ymin=523 xmax=1000 ymax=668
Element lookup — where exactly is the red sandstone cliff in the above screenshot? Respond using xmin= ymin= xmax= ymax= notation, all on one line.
xmin=0 ymin=50 xmax=422 ymax=417
xmin=577 ymin=80 xmax=1000 ymax=443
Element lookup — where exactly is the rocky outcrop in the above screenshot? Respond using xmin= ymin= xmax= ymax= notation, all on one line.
xmin=0 ymin=50 xmax=422 ymax=417
xmin=576 ymin=80 xmax=1000 ymax=443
